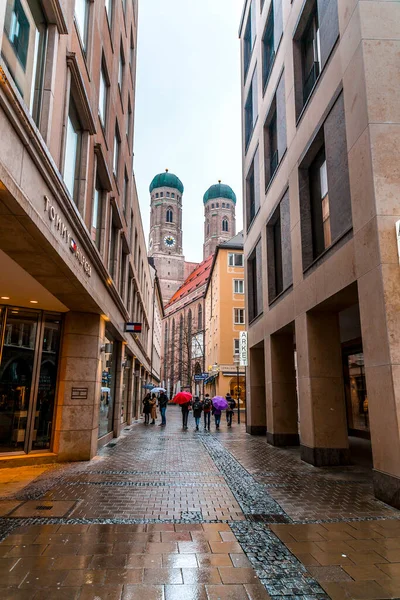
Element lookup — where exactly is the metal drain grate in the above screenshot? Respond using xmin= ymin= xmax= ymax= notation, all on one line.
xmin=247 ymin=513 xmax=290 ymax=524
xmin=35 ymin=505 xmax=53 ymax=511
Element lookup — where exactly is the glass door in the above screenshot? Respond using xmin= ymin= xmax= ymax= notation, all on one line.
xmin=0 ymin=308 xmax=40 ymax=452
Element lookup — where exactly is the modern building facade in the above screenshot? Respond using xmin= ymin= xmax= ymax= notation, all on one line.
xmin=240 ymin=0 xmax=400 ymax=508
xmin=0 ymin=0 xmax=156 ymax=463
xmin=203 ymin=183 xmax=237 ymax=260
xmin=204 ymin=233 xmax=246 ymax=406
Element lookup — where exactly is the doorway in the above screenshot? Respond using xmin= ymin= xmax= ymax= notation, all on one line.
xmin=0 ymin=306 xmax=62 ymax=454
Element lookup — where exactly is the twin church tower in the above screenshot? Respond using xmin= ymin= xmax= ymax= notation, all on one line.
xmin=148 ymin=170 xmax=236 ymax=303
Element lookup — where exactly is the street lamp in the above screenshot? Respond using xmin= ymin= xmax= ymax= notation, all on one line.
xmin=233 ymin=354 xmax=241 ymax=424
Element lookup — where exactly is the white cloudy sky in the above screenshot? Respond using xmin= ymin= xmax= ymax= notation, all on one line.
xmin=134 ymin=0 xmax=245 ymax=264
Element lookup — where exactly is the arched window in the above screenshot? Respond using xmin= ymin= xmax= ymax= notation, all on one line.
xmin=166 ymin=208 xmax=173 ymax=223
xmin=198 ymin=304 xmax=203 ymax=330
xmin=222 ymin=218 xmax=229 ymax=232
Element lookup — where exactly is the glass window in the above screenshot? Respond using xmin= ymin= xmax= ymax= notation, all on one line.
xmin=130 ymin=30 xmax=135 ymax=77
xmin=171 ymin=193 xmax=175 ymax=199
xmin=64 ymin=98 xmax=81 ymax=203
xmin=234 ymin=279 xmax=244 ymax=294
xmin=166 ymin=192 xmax=170 ymax=198
xmin=99 ymin=61 xmax=108 ymax=126
xmin=1 ymin=0 xmax=47 ymax=126
xmin=234 ymin=308 xmax=245 ymax=325
xmin=105 ymin=0 xmax=113 ymax=25
xmin=118 ymin=42 xmax=124 ymax=92
xmin=160 ymin=192 xmax=164 ymax=198
xmin=109 ymin=219 xmax=118 ymax=279
xmin=234 ymin=338 xmax=240 ymax=354
xmin=211 ymin=203 xmax=214 ymax=209
xmin=222 ymin=202 xmax=225 ymax=208
xmin=222 ymin=218 xmax=229 ymax=232
xmin=166 ymin=208 xmax=173 ymax=223
xmin=262 ymin=5 xmax=274 ymax=89
xmin=75 ymin=0 xmax=89 ymax=50
xmin=113 ymin=123 xmax=120 ymax=176
xmin=99 ymin=333 xmax=116 ymax=438
xmin=123 ymin=169 xmax=129 ymax=215
xmin=155 ymin=193 xmax=159 ymax=199
xmin=91 ymin=177 xmax=103 ymax=248
xmin=229 ymin=253 xmax=244 ymax=267
xmin=127 ymin=95 xmax=132 ymax=146
xmin=302 ymin=8 xmax=321 ymax=105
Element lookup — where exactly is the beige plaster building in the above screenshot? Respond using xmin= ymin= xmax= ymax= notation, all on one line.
xmin=204 ymin=233 xmax=246 ymax=406
xmin=240 ymin=0 xmax=400 ymax=508
xmin=0 ymin=0 xmax=156 ymax=463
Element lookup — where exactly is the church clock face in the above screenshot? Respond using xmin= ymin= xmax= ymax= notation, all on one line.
xmin=164 ymin=235 xmax=176 ymax=248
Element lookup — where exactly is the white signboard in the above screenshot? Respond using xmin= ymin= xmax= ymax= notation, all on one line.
xmin=239 ymin=331 xmax=248 ymax=367
xmin=396 ymin=220 xmax=400 ymax=264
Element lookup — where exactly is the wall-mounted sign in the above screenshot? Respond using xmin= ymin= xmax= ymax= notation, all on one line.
xmin=239 ymin=331 xmax=248 ymax=367
xmin=71 ymin=387 xmax=88 ymax=399
xmin=126 ymin=322 xmax=142 ymax=333
xmin=44 ymin=196 xmax=92 ymax=276
xmin=396 ymin=220 xmax=400 ymax=264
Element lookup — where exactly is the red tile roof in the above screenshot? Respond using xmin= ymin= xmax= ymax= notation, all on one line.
xmin=165 ymin=254 xmax=214 ymax=308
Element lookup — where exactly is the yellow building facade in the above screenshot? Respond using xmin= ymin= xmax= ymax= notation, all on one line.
xmin=204 ymin=233 xmax=246 ymax=408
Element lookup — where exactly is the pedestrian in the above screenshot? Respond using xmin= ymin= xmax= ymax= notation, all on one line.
xmin=149 ymin=393 xmax=157 ymax=425
xmin=203 ymin=394 xmax=211 ymax=431
xmin=192 ymin=396 xmax=203 ymax=431
xmin=143 ymin=393 xmax=151 ymax=425
xmin=226 ymin=393 xmax=236 ymax=427
xmin=212 ymin=404 xmax=222 ymax=430
xmin=158 ymin=392 xmax=168 ymax=427
xmin=181 ymin=401 xmax=190 ymax=430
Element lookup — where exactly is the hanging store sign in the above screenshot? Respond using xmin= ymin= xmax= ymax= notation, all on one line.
xmin=239 ymin=331 xmax=248 ymax=367
xmin=396 ymin=220 xmax=400 ymax=264
xmin=44 ymin=196 xmax=92 ymax=276
xmin=126 ymin=322 xmax=142 ymax=333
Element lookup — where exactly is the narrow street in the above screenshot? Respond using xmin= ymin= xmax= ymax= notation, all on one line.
xmin=0 ymin=409 xmax=399 ymax=600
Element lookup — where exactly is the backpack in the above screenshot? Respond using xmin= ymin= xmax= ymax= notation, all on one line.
xmin=229 ymin=398 xmax=236 ymax=410
xmin=204 ymin=399 xmax=211 ymax=410
xmin=193 ymin=400 xmax=202 ymax=411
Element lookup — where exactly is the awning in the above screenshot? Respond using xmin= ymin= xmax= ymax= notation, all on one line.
xmin=205 ymin=374 xmax=218 ymax=385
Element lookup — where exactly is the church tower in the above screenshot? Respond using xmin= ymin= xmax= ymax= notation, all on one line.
xmin=148 ymin=170 xmax=185 ymax=303
xmin=203 ymin=182 xmax=237 ymax=259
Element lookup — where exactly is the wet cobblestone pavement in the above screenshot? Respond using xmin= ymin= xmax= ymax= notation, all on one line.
xmin=0 ymin=407 xmax=399 ymax=599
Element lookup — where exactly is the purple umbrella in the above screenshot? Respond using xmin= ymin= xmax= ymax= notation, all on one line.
xmin=212 ymin=396 xmax=229 ymax=410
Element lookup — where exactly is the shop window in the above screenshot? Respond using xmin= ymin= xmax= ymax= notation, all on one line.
xmin=234 ymin=308 xmax=245 ymax=325
xmin=64 ymin=97 xmax=82 ymax=204
xmin=99 ymin=333 xmax=116 ymax=439
xmin=75 ymin=0 xmax=90 ymax=50
xmin=228 ymin=253 xmax=244 ymax=267
xmin=248 ymin=239 xmax=263 ymax=321
xmin=1 ymin=0 xmax=47 ymax=126
xmin=99 ymin=57 xmax=109 ymax=128
xmin=234 ymin=279 xmax=244 ymax=294
xmin=222 ymin=218 xmax=229 ymax=232
xmin=91 ymin=177 xmax=103 ymax=249
xmin=244 ymin=67 xmax=258 ymax=150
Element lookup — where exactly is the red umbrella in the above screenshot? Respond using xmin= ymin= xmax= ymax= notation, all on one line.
xmin=173 ymin=391 xmax=193 ymax=405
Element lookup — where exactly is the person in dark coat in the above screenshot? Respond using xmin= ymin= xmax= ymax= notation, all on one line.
xmin=212 ymin=404 xmax=222 ymax=430
xmin=226 ymin=393 xmax=236 ymax=427
xmin=158 ymin=392 xmax=168 ymax=427
xmin=181 ymin=401 xmax=190 ymax=430
xmin=203 ymin=394 xmax=211 ymax=431
xmin=192 ymin=397 xmax=203 ymax=431
xmin=149 ymin=394 xmax=157 ymax=424
xmin=143 ymin=393 xmax=151 ymax=425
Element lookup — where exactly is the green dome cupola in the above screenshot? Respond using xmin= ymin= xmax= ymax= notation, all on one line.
xmin=149 ymin=170 xmax=184 ymax=194
xmin=203 ymin=181 xmax=236 ymax=204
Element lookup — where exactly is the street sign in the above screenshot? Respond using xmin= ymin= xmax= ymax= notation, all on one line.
xmin=239 ymin=331 xmax=248 ymax=367
xmin=126 ymin=322 xmax=142 ymax=333
xmin=396 ymin=220 xmax=400 ymax=264
xmin=194 ymin=374 xmax=208 ymax=381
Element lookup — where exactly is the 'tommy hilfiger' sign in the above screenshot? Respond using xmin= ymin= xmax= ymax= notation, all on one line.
xmin=44 ymin=196 xmax=92 ymax=276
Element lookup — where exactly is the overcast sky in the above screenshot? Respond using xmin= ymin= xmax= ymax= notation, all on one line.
xmin=134 ymin=0 xmax=244 ymax=264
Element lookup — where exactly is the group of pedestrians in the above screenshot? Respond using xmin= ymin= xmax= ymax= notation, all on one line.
xmin=142 ymin=392 xmax=168 ymax=426
xmin=180 ymin=393 xmax=236 ymax=431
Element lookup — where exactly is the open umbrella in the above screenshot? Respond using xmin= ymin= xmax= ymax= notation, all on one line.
xmin=212 ymin=396 xmax=229 ymax=410
xmin=173 ymin=391 xmax=192 ymax=405
xmin=151 ymin=387 xmax=166 ymax=393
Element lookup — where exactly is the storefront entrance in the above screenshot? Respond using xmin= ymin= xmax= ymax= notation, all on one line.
xmin=0 ymin=306 xmax=62 ymax=454
xmin=342 ymin=343 xmax=369 ymax=439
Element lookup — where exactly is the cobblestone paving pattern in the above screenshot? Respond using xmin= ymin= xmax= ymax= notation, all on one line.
xmin=0 ymin=408 xmax=399 ymax=600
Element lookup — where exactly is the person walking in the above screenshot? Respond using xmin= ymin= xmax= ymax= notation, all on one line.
xmin=212 ymin=404 xmax=222 ymax=430
xmin=181 ymin=401 xmax=191 ymax=430
xmin=143 ymin=393 xmax=151 ymax=425
xmin=203 ymin=394 xmax=211 ymax=431
xmin=226 ymin=393 xmax=236 ymax=427
xmin=192 ymin=396 xmax=203 ymax=431
xmin=158 ymin=392 xmax=168 ymax=427
xmin=149 ymin=394 xmax=157 ymax=425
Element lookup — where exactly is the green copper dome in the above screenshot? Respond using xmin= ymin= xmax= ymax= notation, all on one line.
xmin=149 ymin=171 xmax=184 ymax=194
xmin=203 ymin=183 xmax=236 ymax=204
